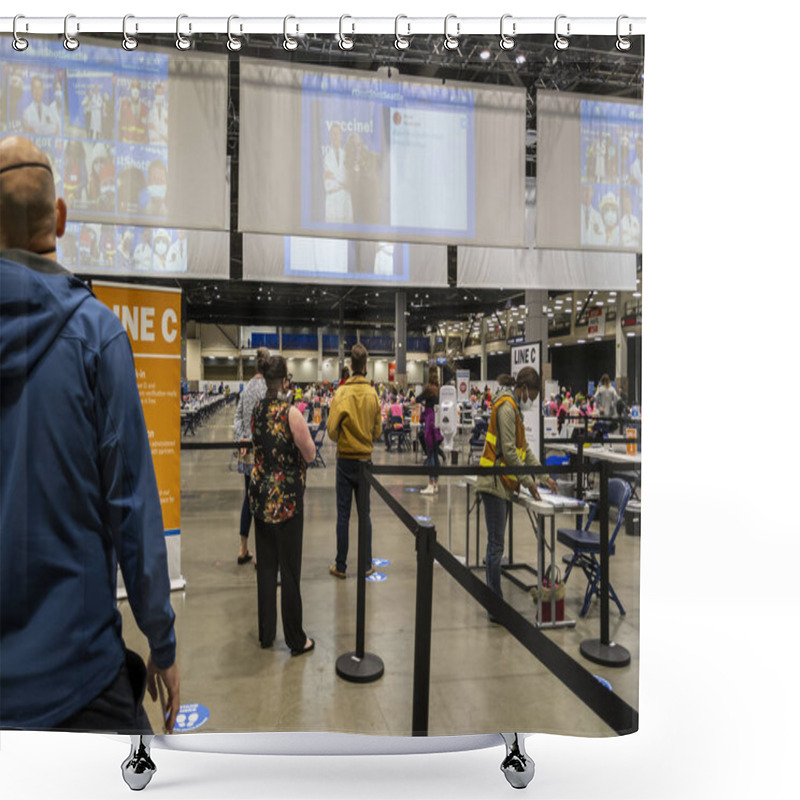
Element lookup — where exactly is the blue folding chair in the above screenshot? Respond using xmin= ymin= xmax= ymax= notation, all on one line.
xmin=556 ymin=478 xmax=632 ymax=617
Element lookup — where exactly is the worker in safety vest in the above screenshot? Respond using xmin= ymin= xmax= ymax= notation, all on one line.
xmin=476 ymin=368 xmax=558 ymax=607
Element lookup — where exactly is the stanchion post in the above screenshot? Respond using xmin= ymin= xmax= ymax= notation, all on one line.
xmin=335 ymin=462 xmax=385 ymax=683
xmin=579 ymin=458 xmax=631 ymax=667
xmin=599 ymin=459 xmax=610 ymax=645
xmin=412 ymin=520 xmax=436 ymax=736
xmin=355 ymin=460 xmax=368 ymax=658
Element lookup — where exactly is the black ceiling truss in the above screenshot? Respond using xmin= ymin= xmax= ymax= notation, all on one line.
xmin=78 ymin=32 xmax=643 ymax=334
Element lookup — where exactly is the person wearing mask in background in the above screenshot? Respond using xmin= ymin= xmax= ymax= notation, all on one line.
xmin=148 ymin=83 xmax=168 ymax=146
xmin=249 ymin=356 xmax=316 ymax=655
xmin=593 ymin=374 xmax=620 ymax=422
xmin=327 ymin=344 xmax=382 ymax=579
xmin=420 ymin=372 xmax=443 ymax=496
xmin=476 ymin=368 xmax=558 ymax=613
xmin=142 ymin=159 xmax=168 ymax=217
xmin=151 ymin=229 xmax=171 ymax=270
xmin=338 ymin=365 xmax=350 ymax=388
xmin=118 ymin=79 xmax=148 ymax=144
xmin=0 ymin=135 xmax=180 ymax=734
xmin=232 ymin=347 xmax=270 ymax=566
xmin=133 ymin=227 xmax=153 ymax=270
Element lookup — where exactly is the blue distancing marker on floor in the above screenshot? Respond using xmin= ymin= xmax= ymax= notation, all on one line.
xmin=593 ymin=676 xmax=613 ymax=691
xmin=405 ymin=487 xmax=420 ymax=492
xmin=173 ymin=703 xmax=210 ymax=733
xmin=366 ymin=572 xmax=387 ymax=582
xmin=415 ymin=515 xmax=431 ymax=523
xmin=372 ymin=558 xmax=390 ymax=568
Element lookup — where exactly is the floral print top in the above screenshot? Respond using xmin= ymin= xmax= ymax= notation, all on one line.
xmin=248 ymin=398 xmax=306 ymax=523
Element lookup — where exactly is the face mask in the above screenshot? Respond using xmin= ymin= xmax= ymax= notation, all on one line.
xmin=149 ymin=184 xmax=166 ymax=199
xmin=603 ymin=211 xmax=617 ymax=227
xmin=155 ymin=242 xmax=168 ymax=256
xmin=518 ymin=390 xmax=535 ymax=412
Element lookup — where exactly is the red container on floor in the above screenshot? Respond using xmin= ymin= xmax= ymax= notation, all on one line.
xmin=538 ymin=598 xmax=565 ymax=622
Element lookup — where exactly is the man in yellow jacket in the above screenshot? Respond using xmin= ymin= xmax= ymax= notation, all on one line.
xmin=327 ymin=343 xmax=383 ymax=579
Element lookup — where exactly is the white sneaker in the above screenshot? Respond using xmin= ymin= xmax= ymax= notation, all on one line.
xmin=434 ymin=483 xmax=439 ymax=494
xmin=420 ymin=485 xmax=436 ymax=496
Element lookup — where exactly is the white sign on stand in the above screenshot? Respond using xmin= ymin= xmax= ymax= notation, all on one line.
xmin=456 ymin=370 xmax=470 ymax=403
xmin=510 ymin=340 xmax=542 ymax=462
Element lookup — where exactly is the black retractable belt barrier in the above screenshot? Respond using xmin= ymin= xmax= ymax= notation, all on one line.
xmin=365 ymin=463 xmax=638 ymax=737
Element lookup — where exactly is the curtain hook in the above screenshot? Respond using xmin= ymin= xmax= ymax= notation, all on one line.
xmin=339 ymin=14 xmax=355 ymax=50
xmin=176 ymin=14 xmax=191 ymax=51
xmin=394 ymin=15 xmax=410 ymax=50
xmin=12 ymin=14 xmax=28 ymax=51
xmin=443 ymin=14 xmax=459 ymax=51
xmin=63 ymin=14 xmax=80 ymax=51
xmin=554 ymin=14 xmax=570 ymax=50
xmin=122 ymin=15 xmax=138 ymax=51
xmin=227 ymin=15 xmax=243 ymax=51
xmin=499 ymin=14 xmax=515 ymax=51
xmin=283 ymin=15 xmax=298 ymax=51
xmin=616 ymin=15 xmax=632 ymax=51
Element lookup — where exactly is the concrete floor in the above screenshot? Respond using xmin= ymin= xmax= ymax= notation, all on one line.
xmin=120 ymin=402 xmax=640 ymax=738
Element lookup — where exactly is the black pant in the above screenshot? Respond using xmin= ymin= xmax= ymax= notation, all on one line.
xmin=254 ymin=507 xmax=307 ymax=651
xmin=53 ymin=649 xmax=153 ymax=734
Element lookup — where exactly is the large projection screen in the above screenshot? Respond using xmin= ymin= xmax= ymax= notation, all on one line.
xmin=536 ymin=90 xmax=643 ymax=253
xmin=239 ymin=60 xmax=525 ymax=248
xmin=243 ymin=233 xmax=448 ymax=288
xmin=459 ymin=180 xmax=637 ymax=290
xmin=0 ymin=36 xmax=229 ymax=232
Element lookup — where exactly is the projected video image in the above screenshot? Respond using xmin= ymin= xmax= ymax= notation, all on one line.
xmin=301 ymin=73 xmax=475 ymax=239
xmin=57 ymin=222 xmax=189 ymax=275
xmin=579 ymin=99 xmax=643 ymax=250
xmin=284 ymin=236 xmax=409 ymax=282
xmin=2 ymin=39 xmax=170 ymax=225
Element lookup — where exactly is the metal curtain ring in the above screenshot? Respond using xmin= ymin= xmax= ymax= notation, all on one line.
xmin=338 ymin=14 xmax=354 ymax=50
xmin=63 ymin=14 xmax=79 ymax=51
xmin=176 ymin=14 xmax=191 ymax=50
xmin=12 ymin=14 xmax=28 ymax=51
xmin=554 ymin=14 xmax=570 ymax=51
xmin=227 ymin=15 xmax=242 ymax=51
xmin=283 ymin=15 xmax=298 ymax=51
xmin=394 ymin=15 xmax=410 ymax=50
xmin=443 ymin=14 xmax=459 ymax=51
xmin=499 ymin=14 xmax=515 ymax=51
xmin=616 ymin=15 xmax=632 ymax=51
xmin=122 ymin=15 xmax=138 ymax=51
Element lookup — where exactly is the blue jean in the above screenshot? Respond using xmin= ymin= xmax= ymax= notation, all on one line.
xmin=335 ymin=458 xmax=372 ymax=574
xmin=482 ymin=492 xmax=509 ymax=600
xmin=423 ymin=443 xmax=442 ymax=480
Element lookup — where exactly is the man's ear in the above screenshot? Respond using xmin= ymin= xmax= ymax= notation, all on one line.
xmin=55 ymin=197 xmax=67 ymax=238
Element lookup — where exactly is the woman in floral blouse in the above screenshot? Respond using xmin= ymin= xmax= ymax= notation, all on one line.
xmin=249 ymin=356 xmax=317 ymax=655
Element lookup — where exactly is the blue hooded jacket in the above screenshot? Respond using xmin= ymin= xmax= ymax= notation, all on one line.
xmin=0 ymin=250 xmax=176 ymax=729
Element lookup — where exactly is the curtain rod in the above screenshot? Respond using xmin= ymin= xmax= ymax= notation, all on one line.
xmin=2 ymin=15 xmax=645 ymax=50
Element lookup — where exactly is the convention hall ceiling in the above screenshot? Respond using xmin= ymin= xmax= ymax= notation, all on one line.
xmin=84 ymin=31 xmax=644 ymax=331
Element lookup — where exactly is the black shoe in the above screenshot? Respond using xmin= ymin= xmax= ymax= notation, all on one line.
xmin=260 ymin=640 xmax=273 ymax=649
xmin=290 ymin=638 xmax=315 ymax=657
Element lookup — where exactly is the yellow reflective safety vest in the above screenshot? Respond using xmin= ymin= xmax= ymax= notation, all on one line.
xmin=479 ymin=395 xmax=529 ymax=492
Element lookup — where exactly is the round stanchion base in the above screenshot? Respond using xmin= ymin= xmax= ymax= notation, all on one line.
xmin=580 ymin=639 xmax=631 ymax=667
xmin=336 ymin=651 xmax=385 ymax=683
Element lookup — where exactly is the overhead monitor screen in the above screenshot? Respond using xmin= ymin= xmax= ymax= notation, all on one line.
xmin=239 ymin=60 xmax=526 ymax=247
xmin=300 ymin=73 xmax=474 ymax=239
xmin=243 ymin=233 xmax=446 ymax=288
xmin=0 ymin=37 xmax=229 ymax=232
xmin=536 ymin=90 xmax=643 ymax=253
xmin=285 ymin=236 xmax=410 ymax=282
